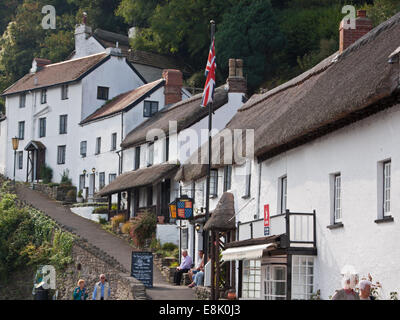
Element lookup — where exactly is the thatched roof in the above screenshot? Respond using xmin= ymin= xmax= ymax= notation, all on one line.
xmin=121 ymin=86 xmax=228 ymax=149
xmin=96 ymin=163 xmax=179 ymax=197
xmin=204 ymin=192 xmax=235 ymax=232
xmin=177 ymin=12 xmax=400 ymax=182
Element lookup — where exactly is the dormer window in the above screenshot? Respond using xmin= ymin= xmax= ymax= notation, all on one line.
xmin=97 ymin=86 xmax=109 ymax=100
xmin=143 ymin=101 xmax=159 ymax=117
xmin=41 ymin=89 xmax=47 ymax=104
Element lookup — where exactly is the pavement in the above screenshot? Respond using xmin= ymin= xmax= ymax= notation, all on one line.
xmin=16 ymin=184 xmax=195 ymax=300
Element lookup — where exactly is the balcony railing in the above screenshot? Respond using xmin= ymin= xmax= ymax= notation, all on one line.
xmin=238 ymin=209 xmax=316 ymax=248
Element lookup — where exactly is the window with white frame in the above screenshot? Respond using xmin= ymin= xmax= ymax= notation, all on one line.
xmin=19 ymin=93 xmax=26 ymax=108
xmin=99 ymin=172 xmax=105 ymax=190
xmin=18 ymin=121 xmax=25 ymax=140
xmin=59 ymin=115 xmax=68 ymax=134
xmin=109 ymin=173 xmax=116 ymax=183
xmin=223 ymin=165 xmax=232 ymax=192
xmin=39 ymin=118 xmax=46 ymax=138
xmin=147 ymin=142 xmax=154 ymax=166
xmin=61 ymin=84 xmax=68 ymax=100
xmin=41 ymin=89 xmax=47 ymax=104
xmin=95 ymin=137 xmax=101 ymax=155
xmin=134 ymin=146 xmax=140 ymax=170
xmin=244 ymin=160 xmax=252 ymax=198
xmin=210 ymin=169 xmax=218 ymax=197
xmin=333 ymin=174 xmax=342 ymax=223
xmin=80 ymin=141 xmax=87 ymax=158
xmin=262 ymin=265 xmax=286 ymax=300
xmin=242 ymin=260 xmax=261 ymax=299
xmin=18 ymin=151 xmax=23 ymax=170
xmin=291 ymin=256 xmax=314 ymax=300
xmin=111 ymin=133 xmax=117 ymax=151
xmin=383 ymin=160 xmax=391 ymax=216
xmin=279 ymin=175 xmax=287 ymax=214
xmin=57 ymin=145 xmax=66 ymax=164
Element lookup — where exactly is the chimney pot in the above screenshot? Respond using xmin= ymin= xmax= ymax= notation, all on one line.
xmin=162 ymin=69 xmax=183 ymax=105
xmin=228 ymin=59 xmax=236 ymax=77
xmin=227 ymin=58 xmax=246 ymax=94
xmin=235 ymin=59 xmax=243 ymax=77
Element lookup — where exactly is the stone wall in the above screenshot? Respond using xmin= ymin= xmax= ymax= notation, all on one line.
xmin=194 ymin=286 xmax=211 ymax=300
xmin=32 ymin=183 xmax=76 ymax=203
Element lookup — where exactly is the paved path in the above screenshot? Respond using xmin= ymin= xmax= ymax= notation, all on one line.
xmin=16 ymin=184 xmax=194 ymax=300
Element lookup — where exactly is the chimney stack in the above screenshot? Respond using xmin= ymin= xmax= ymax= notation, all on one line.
xmin=30 ymin=58 xmax=51 ymax=74
xmin=162 ymin=69 xmax=183 ymax=105
xmin=339 ymin=9 xmax=373 ymax=53
xmin=227 ymin=58 xmax=247 ymax=93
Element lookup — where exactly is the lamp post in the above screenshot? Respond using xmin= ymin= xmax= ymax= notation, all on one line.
xmin=11 ymin=137 xmax=19 ymax=186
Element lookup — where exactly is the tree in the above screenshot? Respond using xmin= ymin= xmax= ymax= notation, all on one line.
xmin=116 ymin=0 xmax=164 ymax=28
xmin=362 ymin=0 xmax=400 ymax=26
xmin=215 ymin=0 xmax=285 ymax=91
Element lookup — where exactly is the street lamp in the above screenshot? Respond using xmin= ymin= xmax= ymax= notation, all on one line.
xmin=11 ymin=137 xmax=19 ymax=186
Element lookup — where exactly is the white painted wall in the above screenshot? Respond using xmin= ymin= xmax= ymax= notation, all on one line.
xmin=0 ymin=118 xmax=7 ymax=175
xmin=156 ymin=224 xmax=180 ymax=246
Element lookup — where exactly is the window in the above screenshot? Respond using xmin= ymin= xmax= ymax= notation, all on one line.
xmin=210 ymin=169 xmax=218 ymax=197
xmin=181 ymin=228 xmax=188 ymax=250
xmin=262 ymin=265 xmax=286 ymax=300
xmin=41 ymin=89 xmax=47 ymax=104
xmin=59 ymin=115 xmax=68 ymax=134
xmin=279 ymin=176 xmax=287 ymax=214
xmin=109 ymin=173 xmax=116 ymax=183
xmin=18 ymin=151 xmax=23 ymax=170
xmin=79 ymin=174 xmax=85 ymax=191
xmin=18 ymin=121 xmax=25 ymax=140
xmin=383 ymin=161 xmax=391 ymax=216
xmin=147 ymin=142 xmax=154 ymax=166
xmin=61 ymin=84 xmax=68 ymax=100
xmin=95 ymin=137 xmax=101 ymax=155
xmin=111 ymin=133 xmax=117 ymax=151
xmin=333 ymin=174 xmax=342 ymax=223
xmin=242 ymin=260 xmax=261 ymax=299
xmin=223 ymin=165 xmax=232 ymax=192
xmin=57 ymin=145 xmax=66 ymax=164
xmin=39 ymin=118 xmax=46 ymax=138
xmin=143 ymin=101 xmax=159 ymax=117
xmin=134 ymin=146 xmax=141 ymax=170
xmin=80 ymin=141 xmax=87 ymax=158
xmin=19 ymin=93 xmax=26 ymax=108
xmin=97 ymin=86 xmax=109 ymax=100
xmin=99 ymin=172 xmax=105 ymax=190
xmin=292 ymin=256 xmax=314 ymax=300
xmin=165 ymin=137 xmax=169 ymax=162
xmin=244 ymin=161 xmax=252 ymax=198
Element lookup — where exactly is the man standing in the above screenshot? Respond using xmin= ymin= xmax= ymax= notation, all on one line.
xmin=359 ymin=280 xmax=374 ymax=300
xmin=173 ymin=250 xmax=193 ymax=286
xmin=92 ymin=274 xmax=111 ymax=300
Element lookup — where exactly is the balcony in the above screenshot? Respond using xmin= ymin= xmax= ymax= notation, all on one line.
xmin=238 ymin=209 xmax=316 ymax=249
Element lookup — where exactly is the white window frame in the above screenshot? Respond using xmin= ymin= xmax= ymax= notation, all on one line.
xmin=99 ymin=172 xmax=105 ymax=190
xmin=210 ymin=169 xmax=218 ymax=197
xmin=278 ymin=175 xmax=287 ymax=214
xmin=80 ymin=141 xmax=87 ymax=158
xmin=19 ymin=93 xmax=26 ymax=108
xmin=18 ymin=151 xmax=23 ymax=170
xmin=61 ymin=84 xmax=68 ymax=100
xmin=18 ymin=121 xmax=25 ymax=140
xmin=383 ymin=161 xmax=391 ymax=217
xmin=57 ymin=145 xmax=66 ymax=165
xmin=333 ymin=174 xmax=342 ymax=223
xmin=41 ymin=89 xmax=47 ymax=104
xmin=95 ymin=137 xmax=101 ymax=155
xmin=147 ymin=142 xmax=154 ymax=166
xmin=262 ymin=264 xmax=286 ymax=300
xmin=242 ymin=260 xmax=261 ymax=299
xmin=39 ymin=117 xmax=46 ymax=138
xmin=111 ymin=132 xmax=117 ymax=151
xmin=291 ymin=256 xmax=314 ymax=300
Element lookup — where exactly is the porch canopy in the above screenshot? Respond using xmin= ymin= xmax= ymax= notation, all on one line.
xmin=204 ymin=192 xmax=236 ymax=232
xmin=96 ymin=162 xmax=179 ymax=197
xmin=221 ymin=243 xmax=275 ymax=261
xmin=24 ymin=140 xmax=46 ymax=151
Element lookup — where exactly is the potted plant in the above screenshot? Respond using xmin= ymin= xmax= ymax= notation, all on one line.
xmin=77 ymin=189 xmax=84 ymax=203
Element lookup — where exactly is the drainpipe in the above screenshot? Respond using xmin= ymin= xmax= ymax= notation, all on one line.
xmin=120 ymin=112 xmax=124 ymax=174
xmin=256 ymin=161 xmax=262 ymax=219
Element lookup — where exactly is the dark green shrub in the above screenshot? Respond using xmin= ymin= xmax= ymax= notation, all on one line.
xmin=162 ymin=242 xmax=178 ymax=252
xmin=131 ymin=212 xmax=157 ymax=248
xmin=65 ymin=189 xmax=76 ymax=202
xmin=60 ymin=169 xmax=72 ymax=186
xmin=40 ymin=164 xmax=53 ymax=184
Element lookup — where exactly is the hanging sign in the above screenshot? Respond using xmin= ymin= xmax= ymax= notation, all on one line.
xmin=169 ymin=196 xmax=194 ymax=220
xmin=264 ymin=204 xmax=270 ymax=236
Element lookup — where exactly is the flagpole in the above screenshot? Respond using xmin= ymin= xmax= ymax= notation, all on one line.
xmin=204 ymin=19 xmax=215 ymax=300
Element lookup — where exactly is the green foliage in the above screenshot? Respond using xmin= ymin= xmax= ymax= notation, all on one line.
xmin=92 ymin=206 xmax=108 ymax=214
xmin=0 ymin=185 xmax=75 ymax=282
xmin=60 ymin=169 xmax=72 ymax=186
xmin=65 ymin=189 xmax=77 ymax=202
xmin=131 ymin=212 xmax=157 ymax=248
xmin=362 ymin=0 xmax=400 ymax=26
xmin=150 ymin=237 xmax=161 ymax=251
xmin=98 ymin=217 xmax=108 ymax=225
xmin=216 ymin=0 xmax=285 ymax=91
xmin=162 ymin=242 xmax=178 ymax=252
xmin=39 ymin=164 xmax=53 ymax=184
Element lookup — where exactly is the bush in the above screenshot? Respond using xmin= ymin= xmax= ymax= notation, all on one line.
xmin=48 ymin=183 xmax=59 ymax=188
xmin=60 ymin=169 xmax=72 ymax=186
xmin=130 ymin=212 xmax=157 ymax=248
xmin=150 ymin=238 xmax=162 ymax=251
xmin=98 ymin=217 xmax=108 ymax=225
xmin=169 ymin=262 xmax=179 ymax=268
xmin=93 ymin=206 xmax=108 ymax=214
xmin=162 ymin=242 xmax=178 ymax=252
xmin=121 ymin=221 xmax=133 ymax=234
xmin=39 ymin=164 xmax=53 ymax=184
xmin=77 ymin=189 xmax=83 ymax=198
xmin=111 ymin=214 xmax=126 ymax=230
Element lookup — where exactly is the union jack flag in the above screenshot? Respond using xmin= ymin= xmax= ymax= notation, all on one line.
xmin=201 ymin=39 xmax=216 ymax=108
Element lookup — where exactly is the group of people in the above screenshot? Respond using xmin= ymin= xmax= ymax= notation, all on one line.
xmin=173 ymin=250 xmax=205 ymax=288
xmin=332 ymin=269 xmax=378 ymax=300
xmin=73 ymin=274 xmax=111 ymax=300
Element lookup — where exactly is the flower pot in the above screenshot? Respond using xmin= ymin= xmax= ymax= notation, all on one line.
xmin=227 ymin=291 xmax=237 ymax=300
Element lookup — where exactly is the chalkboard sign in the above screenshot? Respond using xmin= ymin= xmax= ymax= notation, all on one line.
xmin=131 ymin=252 xmax=153 ymax=288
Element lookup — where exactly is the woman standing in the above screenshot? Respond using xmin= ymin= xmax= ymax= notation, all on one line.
xmin=73 ymin=279 xmax=88 ymax=300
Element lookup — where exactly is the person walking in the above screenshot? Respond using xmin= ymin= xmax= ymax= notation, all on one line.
xmin=92 ymin=274 xmax=111 ymax=300
xmin=73 ymin=279 xmax=88 ymax=300
xmin=173 ymin=250 xmax=193 ymax=286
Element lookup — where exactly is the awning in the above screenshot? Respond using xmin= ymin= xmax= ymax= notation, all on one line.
xmin=221 ymin=243 xmax=274 ymax=261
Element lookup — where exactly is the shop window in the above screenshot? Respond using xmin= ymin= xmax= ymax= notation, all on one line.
xmin=291 ymin=256 xmax=314 ymax=300
xmin=242 ymin=260 xmax=261 ymax=299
